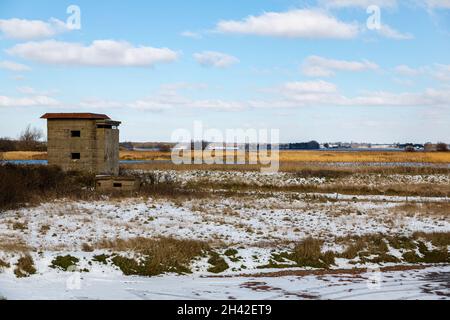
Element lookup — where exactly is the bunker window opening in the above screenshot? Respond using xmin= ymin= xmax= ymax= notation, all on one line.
xmin=71 ymin=153 xmax=81 ymax=160
xmin=113 ymin=183 xmax=122 ymax=188
xmin=71 ymin=130 xmax=81 ymax=137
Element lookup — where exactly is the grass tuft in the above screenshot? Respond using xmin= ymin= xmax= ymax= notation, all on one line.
xmin=14 ymin=255 xmax=36 ymax=278
xmin=50 ymin=255 xmax=79 ymax=271
xmin=97 ymin=237 xmax=209 ymax=276
xmin=207 ymin=252 xmax=229 ymax=273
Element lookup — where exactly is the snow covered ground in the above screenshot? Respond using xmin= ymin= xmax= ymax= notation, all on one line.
xmin=0 ymin=265 xmax=448 ymax=300
xmin=0 ymin=194 xmax=448 ymax=249
xmin=0 ymin=170 xmax=449 ymax=300
xmin=133 ymin=170 xmax=450 ymax=188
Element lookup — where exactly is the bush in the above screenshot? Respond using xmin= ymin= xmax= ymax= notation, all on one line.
xmin=14 ymin=255 xmax=36 ymax=278
xmin=98 ymin=237 xmax=209 ymax=276
xmin=0 ymin=164 xmax=95 ymax=211
xmin=0 ymin=138 xmax=17 ymax=152
xmin=207 ymin=252 xmax=229 ymax=273
xmin=290 ymin=237 xmax=335 ymax=268
xmin=50 ymin=255 xmax=79 ymax=271
xmin=0 ymin=258 xmax=10 ymax=269
xmin=436 ymin=142 xmax=449 ymax=152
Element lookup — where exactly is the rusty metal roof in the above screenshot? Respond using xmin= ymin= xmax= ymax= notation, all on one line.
xmin=40 ymin=113 xmax=111 ymax=120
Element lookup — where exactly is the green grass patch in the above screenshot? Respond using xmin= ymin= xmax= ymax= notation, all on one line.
xmin=207 ymin=252 xmax=229 ymax=273
xmin=92 ymin=254 xmax=110 ymax=265
xmin=50 ymin=255 xmax=79 ymax=271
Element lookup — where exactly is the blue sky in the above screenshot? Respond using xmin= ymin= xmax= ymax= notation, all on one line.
xmin=0 ymin=0 xmax=449 ymax=143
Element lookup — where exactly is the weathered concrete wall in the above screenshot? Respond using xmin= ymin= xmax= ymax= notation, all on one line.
xmin=96 ymin=126 xmax=119 ymax=175
xmin=47 ymin=119 xmax=97 ymax=172
xmin=95 ymin=177 xmax=139 ymax=192
xmin=46 ymin=119 xmax=119 ymax=175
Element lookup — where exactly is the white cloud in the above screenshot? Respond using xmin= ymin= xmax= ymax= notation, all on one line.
xmin=377 ymin=24 xmax=414 ymax=40
xmin=16 ymin=86 xmax=57 ymax=96
xmin=426 ymin=0 xmax=450 ymax=9
xmin=11 ymin=75 xmax=26 ymax=81
xmin=282 ymin=80 xmax=338 ymax=93
xmin=432 ymin=64 xmax=450 ymax=81
xmin=194 ymin=51 xmax=239 ymax=68
xmin=0 ymin=60 xmax=31 ymax=72
xmin=0 ymin=18 xmax=69 ymax=40
xmin=278 ymin=80 xmax=450 ymax=107
xmin=321 ymin=0 xmax=397 ymax=8
xmin=0 ymin=95 xmax=59 ymax=107
xmin=215 ymin=9 xmax=359 ymax=39
xmin=180 ymin=31 xmax=202 ymax=39
xmin=395 ymin=65 xmax=420 ymax=76
xmin=78 ymin=79 xmax=450 ymax=112
xmin=302 ymin=55 xmax=379 ymax=77
xmin=79 ymin=99 xmax=125 ymax=110
xmin=16 ymin=86 xmax=37 ymax=95
xmin=394 ymin=64 xmax=450 ymax=82
xmin=76 ymin=84 xmax=247 ymax=112
xmin=346 ymin=88 xmax=450 ymax=107
xmin=7 ymin=40 xmax=179 ymax=67
xmin=131 ymin=83 xmax=245 ymax=111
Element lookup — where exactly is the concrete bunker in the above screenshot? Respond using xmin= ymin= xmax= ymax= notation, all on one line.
xmin=41 ymin=113 xmax=139 ymax=192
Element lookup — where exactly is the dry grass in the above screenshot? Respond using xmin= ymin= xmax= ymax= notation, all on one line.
xmin=336 ymin=233 xmax=449 ymax=264
xmin=180 ymin=179 xmax=450 ymax=198
xmin=123 ymin=150 xmax=450 ymax=163
xmin=14 ymin=255 xmax=36 ymax=278
xmin=0 ymin=258 xmax=10 ymax=269
xmin=279 ymin=151 xmax=450 ymax=163
xmin=0 ymin=164 xmax=96 ymax=210
xmin=0 ymin=238 xmax=31 ymax=252
xmin=412 ymin=232 xmax=450 ymax=247
xmin=96 ymin=236 xmax=209 ymax=253
xmin=262 ymin=237 xmax=336 ymax=269
xmin=120 ymin=150 xmax=171 ymax=161
xmin=95 ymin=237 xmax=210 ymax=276
xmin=290 ymin=237 xmax=335 ymax=268
xmin=122 ymin=161 xmax=450 ymax=177
xmin=1 ymin=151 xmax=47 ymax=160
xmin=393 ymin=202 xmax=450 ymax=217
xmin=5 ymin=150 xmax=450 ymax=163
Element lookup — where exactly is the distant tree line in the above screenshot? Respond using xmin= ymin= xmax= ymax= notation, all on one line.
xmin=0 ymin=125 xmax=46 ymax=152
xmin=437 ymin=143 xmax=449 ymax=152
xmin=281 ymin=141 xmax=320 ymax=150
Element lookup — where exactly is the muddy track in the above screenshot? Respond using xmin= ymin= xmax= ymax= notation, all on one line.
xmin=205 ymin=265 xmax=433 ymax=278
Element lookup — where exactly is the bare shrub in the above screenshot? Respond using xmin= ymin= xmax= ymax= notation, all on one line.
xmin=14 ymin=255 xmax=36 ymax=278
xmin=81 ymin=243 xmax=94 ymax=252
xmin=17 ymin=125 xmax=46 ymax=151
xmin=0 ymin=258 xmax=10 ymax=269
xmin=0 ymin=239 xmax=31 ymax=252
xmin=96 ymin=237 xmax=210 ymax=276
xmin=436 ymin=143 xmax=449 ymax=152
xmin=0 ymin=164 xmax=95 ymax=210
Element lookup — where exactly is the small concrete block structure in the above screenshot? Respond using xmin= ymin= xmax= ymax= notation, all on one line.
xmin=95 ymin=176 xmax=140 ymax=192
xmin=41 ymin=113 xmax=121 ymax=175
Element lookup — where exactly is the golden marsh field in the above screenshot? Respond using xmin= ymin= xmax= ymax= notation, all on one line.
xmin=2 ymin=150 xmax=450 ymax=163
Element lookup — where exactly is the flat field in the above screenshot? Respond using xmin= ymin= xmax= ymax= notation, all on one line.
xmin=0 ymin=163 xmax=449 ymax=299
xmin=2 ymin=150 xmax=450 ymax=164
